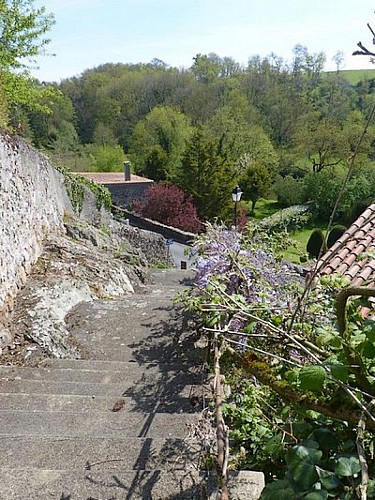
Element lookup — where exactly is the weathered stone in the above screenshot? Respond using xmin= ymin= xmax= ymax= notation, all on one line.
xmin=0 ymin=328 xmax=13 ymax=348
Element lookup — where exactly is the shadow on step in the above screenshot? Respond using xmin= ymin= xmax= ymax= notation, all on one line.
xmin=81 ymin=468 xmax=211 ymax=499
xmin=123 ymin=305 xmax=209 ymax=414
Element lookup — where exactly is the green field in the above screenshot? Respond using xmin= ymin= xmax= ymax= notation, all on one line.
xmin=333 ymin=68 xmax=375 ymax=85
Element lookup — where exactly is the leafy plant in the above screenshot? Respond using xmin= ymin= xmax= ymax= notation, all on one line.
xmin=178 ymin=223 xmax=375 ymax=497
xmin=261 ymin=430 xmax=373 ymax=499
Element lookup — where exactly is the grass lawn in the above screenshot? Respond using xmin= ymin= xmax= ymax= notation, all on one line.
xmin=245 ymin=198 xmax=345 ymax=265
xmin=251 ymin=198 xmax=281 ymax=220
xmin=283 ymin=220 xmax=333 ymax=264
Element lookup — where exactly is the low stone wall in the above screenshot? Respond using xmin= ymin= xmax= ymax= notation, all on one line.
xmin=106 ymin=181 xmax=153 ymax=209
xmin=113 ymin=223 xmax=174 ymax=267
xmin=113 ymin=206 xmax=196 ymax=245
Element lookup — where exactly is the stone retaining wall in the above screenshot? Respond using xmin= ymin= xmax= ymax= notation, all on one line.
xmin=0 ymin=133 xmax=73 ymax=327
xmin=0 ymin=133 xmax=175 ymax=331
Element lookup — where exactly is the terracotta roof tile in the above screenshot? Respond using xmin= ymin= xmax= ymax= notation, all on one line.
xmin=316 ymin=203 xmax=375 ymax=288
xmin=74 ymin=172 xmax=153 ymax=184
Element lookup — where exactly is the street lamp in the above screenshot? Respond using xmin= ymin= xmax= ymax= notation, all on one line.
xmin=232 ymin=185 xmax=243 ymax=227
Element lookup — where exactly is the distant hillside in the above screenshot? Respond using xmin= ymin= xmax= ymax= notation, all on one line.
xmin=329 ymin=68 xmax=375 ymax=84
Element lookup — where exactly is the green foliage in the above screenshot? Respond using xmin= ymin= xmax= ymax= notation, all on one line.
xmin=274 ymin=175 xmax=306 ymax=207
xmin=327 ymin=225 xmax=347 ymax=248
xmin=240 ymin=162 xmax=272 ymax=212
xmin=261 ymin=434 xmax=370 ymax=499
xmin=84 ymin=144 xmax=126 ymax=172
xmin=7 ymin=45 xmax=372 ymax=226
xmin=143 ymin=145 xmax=169 ymax=182
xmin=306 ymin=228 xmax=327 ymax=259
xmin=304 ymin=167 xmax=374 ymax=224
xmin=54 ymin=163 xmax=112 ymax=213
xmin=179 ymin=224 xmax=375 ymax=496
xmin=0 ymin=0 xmax=54 ymax=71
xmin=207 ymin=105 xmax=278 ymax=173
xmin=179 ymin=127 xmax=235 ymax=221
xmin=0 ymin=0 xmax=60 ymax=126
xmin=129 ymin=105 xmax=193 ymax=181
xmin=257 ymin=204 xmax=313 ymax=234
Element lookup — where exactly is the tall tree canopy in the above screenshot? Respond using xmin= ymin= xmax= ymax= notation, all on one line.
xmin=0 ymin=0 xmax=59 ymax=126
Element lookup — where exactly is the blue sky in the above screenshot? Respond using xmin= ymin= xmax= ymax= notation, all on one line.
xmin=32 ymin=0 xmax=375 ymax=82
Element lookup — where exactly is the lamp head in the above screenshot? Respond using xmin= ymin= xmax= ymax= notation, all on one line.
xmin=232 ymin=185 xmax=243 ymax=202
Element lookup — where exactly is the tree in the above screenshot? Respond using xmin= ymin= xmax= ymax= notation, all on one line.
xmin=84 ymin=144 xmax=126 ymax=172
xmin=327 ymin=225 xmax=346 ymax=248
xmin=179 ymin=127 xmax=235 ymax=221
xmin=133 ymin=182 xmax=203 ymax=233
xmin=207 ymin=105 xmax=279 ymax=174
xmin=0 ymin=0 xmax=59 ymax=126
xmin=274 ymin=175 xmax=306 ymax=207
xmin=143 ymin=145 xmax=169 ymax=182
xmin=129 ymin=105 xmax=193 ymax=181
xmin=240 ymin=161 xmax=272 ymax=212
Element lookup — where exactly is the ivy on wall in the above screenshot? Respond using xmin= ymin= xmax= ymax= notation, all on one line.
xmin=53 ymin=163 xmax=112 ymax=214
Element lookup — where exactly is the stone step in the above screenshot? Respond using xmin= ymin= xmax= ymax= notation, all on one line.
xmin=0 ymin=364 xmax=204 ymax=385
xmin=74 ymin=344 xmax=203 ymax=364
xmin=0 ymin=468 xmax=264 ymax=499
xmin=0 ymin=436 xmax=203 ymax=471
xmin=38 ymin=357 xmax=191 ymax=371
xmin=0 ymin=391 xmax=207 ymax=414
xmin=0 ymin=376 xmax=207 ymax=401
xmin=0 ymin=410 xmax=197 ymax=439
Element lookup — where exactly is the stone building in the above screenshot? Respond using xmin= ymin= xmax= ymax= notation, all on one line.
xmin=78 ymin=163 xmax=153 ymax=209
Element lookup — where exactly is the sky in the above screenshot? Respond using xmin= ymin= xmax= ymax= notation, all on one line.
xmin=31 ymin=0 xmax=375 ymax=83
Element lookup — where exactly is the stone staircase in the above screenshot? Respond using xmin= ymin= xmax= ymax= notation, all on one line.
xmin=0 ymin=269 xmax=264 ymax=499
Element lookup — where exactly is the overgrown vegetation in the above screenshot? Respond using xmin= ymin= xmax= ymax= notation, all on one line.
xmin=178 ymin=224 xmax=375 ymax=499
xmin=54 ymin=163 xmax=112 ymax=214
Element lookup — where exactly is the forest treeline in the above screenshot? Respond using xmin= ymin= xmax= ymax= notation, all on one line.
xmin=10 ymin=48 xmax=375 ymax=224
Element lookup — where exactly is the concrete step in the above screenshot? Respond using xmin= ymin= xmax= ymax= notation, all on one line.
xmin=0 ymin=436 xmax=204 ymax=471
xmin=0 ymin=468 xmax=264 ymax=499
xmin=0 ymin=410 xmax=197 ymax=439
xmin=75 ymin=344 xmax=203 ymax=364
xmin=38 ymin=358 xmax=192 ymax=371
xmin=0 ymin=391 xmax=207 ymax=414
xmin=0 ymin=376 xmax=206 ymax=401
xmin=0 ymin=467 xmax=205 ymax=499
xmin=0 ymin=364 xmax=204 ymax=385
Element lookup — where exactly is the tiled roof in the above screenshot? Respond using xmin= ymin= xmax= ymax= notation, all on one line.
xmin=76 ymin=172 xmax=153 ymax=184
xmin=316 ymin=204 xmax=375 ymax=287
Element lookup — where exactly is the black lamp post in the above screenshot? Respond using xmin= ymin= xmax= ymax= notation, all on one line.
xmin=232 ymin=185 xmax=243 ymax=227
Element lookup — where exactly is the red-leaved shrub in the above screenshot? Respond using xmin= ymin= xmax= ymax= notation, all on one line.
xmin=133 ymin=182 xmax=204 ymax=233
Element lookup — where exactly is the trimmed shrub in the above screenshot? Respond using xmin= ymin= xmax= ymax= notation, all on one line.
xmin=306 ymin=229 xmax=327 ymax=259
xmin=327 ymin=225 xmax=347 ymax=248
xmin=258 ymin=204 xmax=313 ymax=234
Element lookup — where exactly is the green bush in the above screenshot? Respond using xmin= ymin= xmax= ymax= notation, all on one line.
xmin=306 ymin=228 xmax=327 ymax=259
xmin=304 ymin=169 xmax=373 ymax=223
xmin=327 ymin=225 xmax=347 ymax=248
xmin=274 ymin=175 xmax=306 ymax=207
